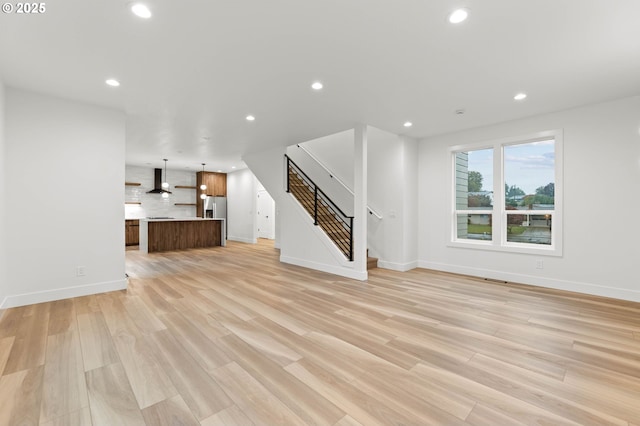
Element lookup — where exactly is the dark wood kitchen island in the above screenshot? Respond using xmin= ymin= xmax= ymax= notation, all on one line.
xmin=139 ymin=218 xmax=226 ymax=253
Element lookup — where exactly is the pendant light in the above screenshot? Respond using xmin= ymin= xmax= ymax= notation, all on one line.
xmin=161 ymin=159 xmax=169 ymax=198
xmin=200 ymin=163 xmax=207 ymax=190
xmin=200 ymin=163 xmax=207 ymax=200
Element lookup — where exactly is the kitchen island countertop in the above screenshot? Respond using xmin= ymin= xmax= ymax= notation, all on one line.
xmin=134 ymin=217 xmax=223 ymax=221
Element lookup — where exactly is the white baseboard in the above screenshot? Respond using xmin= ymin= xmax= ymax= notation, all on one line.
xmin=227 ymin=236 xmax=257 ymax=244
xmin=418 ymin=261 xmax=640 ymax=303
xmin=377 ymin=260 xmax=418 ymax=272
xmin=281 ymin=255 xmax=368 ymax=281
xmin=0 ymin=278 xmax=128 ymax=309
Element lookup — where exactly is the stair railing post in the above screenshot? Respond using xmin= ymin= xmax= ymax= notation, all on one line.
xmin=349 ymin=217 xmax=354 ymax=261
xmin=314 ymin=186 xmax=318 ymax=225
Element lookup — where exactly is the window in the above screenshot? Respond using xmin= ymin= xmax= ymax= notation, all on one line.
xmin=451 ymin=130 xmax=562 ymax=255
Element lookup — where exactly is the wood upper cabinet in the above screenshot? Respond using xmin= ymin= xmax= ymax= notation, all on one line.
xmin=196 ymin=171 xmax=227 ymax=217
xmin=196 ymin=171 xmax=227 ymax=196
xmin=212 ymin=173 xmax=227 ymax=197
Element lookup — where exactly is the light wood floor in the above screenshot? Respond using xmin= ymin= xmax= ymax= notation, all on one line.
xmin=1 ymin=240 xmax=640 ymax=425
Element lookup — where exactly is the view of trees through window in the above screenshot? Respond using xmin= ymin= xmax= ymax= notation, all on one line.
xmin=455 ymin=149 xmax=492 ymax=241
xmin=504 ymin=140 xmax=555 ymax=245
xmin=455 ymin=139 xmax=556 ymax=246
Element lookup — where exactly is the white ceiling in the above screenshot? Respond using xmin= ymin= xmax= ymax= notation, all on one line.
xmin=2 ymin=0 xmax=639 ymax=172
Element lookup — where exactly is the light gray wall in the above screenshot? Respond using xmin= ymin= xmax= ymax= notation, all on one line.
xmin=124 ymin=165 xmax=198 ymax=219
xmin=419 ymin=95 xmax=640 ymax=302
xmin=2 ymin=88 xmax=126 ymax=308
xmin=298 ymin=129 xmax=355 ymax=189
xmin=0 ymin=80 xmax=6 ymax=306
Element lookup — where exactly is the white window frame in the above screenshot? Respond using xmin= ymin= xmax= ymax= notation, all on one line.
xmin=449 ymin=129 xmax=563 ymax=257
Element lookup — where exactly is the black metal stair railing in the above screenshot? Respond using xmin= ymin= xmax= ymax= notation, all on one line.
xmin=285 ymin=155 xmax=354 ymax=261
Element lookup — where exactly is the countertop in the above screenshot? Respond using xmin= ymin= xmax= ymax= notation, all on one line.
xmin=135 ymin=217 xmax=225 ymax=222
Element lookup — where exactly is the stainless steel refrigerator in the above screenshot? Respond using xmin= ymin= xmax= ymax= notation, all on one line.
xmin=203 ymin=196 xmax=227 ymax=237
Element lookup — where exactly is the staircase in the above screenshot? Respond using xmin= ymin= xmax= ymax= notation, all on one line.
xmin=286 ymin=155 xmax=379 ymax=269
xmin=286 ymin=155 xmax=354 ymax=261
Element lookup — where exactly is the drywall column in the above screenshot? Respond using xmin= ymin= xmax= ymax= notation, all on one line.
xmin=353 ymin=125 xmax=368 ymax=277
xmin=400 ymin=136 xmax=419 ymax=269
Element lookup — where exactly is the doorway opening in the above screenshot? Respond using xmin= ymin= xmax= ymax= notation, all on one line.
xmin=257 ymin=189 xmax=275 ymax=240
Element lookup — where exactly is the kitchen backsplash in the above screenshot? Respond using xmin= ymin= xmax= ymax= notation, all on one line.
xmin=125 ymin=165 xmax=198 ymax=219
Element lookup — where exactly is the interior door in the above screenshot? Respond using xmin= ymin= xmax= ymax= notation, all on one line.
xmin=257 ymin=190 xmax=275 ymax=239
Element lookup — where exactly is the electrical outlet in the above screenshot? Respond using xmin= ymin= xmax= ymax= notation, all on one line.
xmin=76 ymin=266 xmax=86 ymax=277
xmin=535 ymin=260 xmax=544 ymax=270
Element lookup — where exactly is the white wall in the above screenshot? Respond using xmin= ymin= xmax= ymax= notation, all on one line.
xmin=125 ymin=165 xmax=198 ymax=219
xmin=299 ymin=129 xmax=355 ymax=188
xmin=227 ymin=168 xmax=258 ymax=244
xmin=2 ymin=88 xmax=127 ymax=308
xmin=286 ymin=130 xmax=355 ymax=216
xmin=224 ymin=168 xmax=278 ymax=245
xmin=419 ymin=95 xmax=640 ymax=302
xmin=0 ymin=80 xmax=6 ymax=306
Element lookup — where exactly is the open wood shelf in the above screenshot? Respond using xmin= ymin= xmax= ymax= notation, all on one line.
xmin=125 ymin=182 xmax=142 ymax=186
xmin=125 ymin=202 xmax=142 ymax=205
xmin=174 ymin=203 xmax=196 ymax=206
xmin=174 ymin=185 xmax=197 ymax=189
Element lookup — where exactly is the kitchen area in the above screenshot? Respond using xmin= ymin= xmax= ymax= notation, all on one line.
xmin=125 ymin=165 xmax=228 ymax=253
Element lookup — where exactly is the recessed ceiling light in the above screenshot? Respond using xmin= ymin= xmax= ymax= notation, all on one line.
xmin=311 ymin=82 xmax=323 ymax=90
xmin=246 ymin=115 xmax=255 ymax=121
xmin=231 ymin=166 xmax=236 ymax=169
xmin=131 ymin=3 xmax=151 ymax=18
xmin=448 ymin=8 xmax=469 ymax=24
xmin=403 ymin=122 xmax=413 ymax=127
xmin=105 ymin=79 xmax=120 ymax=87
xmin=514 ymin=93 xmax=527 ymax=101
xmin=217 ymin=170 xmax=222 ymax=172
